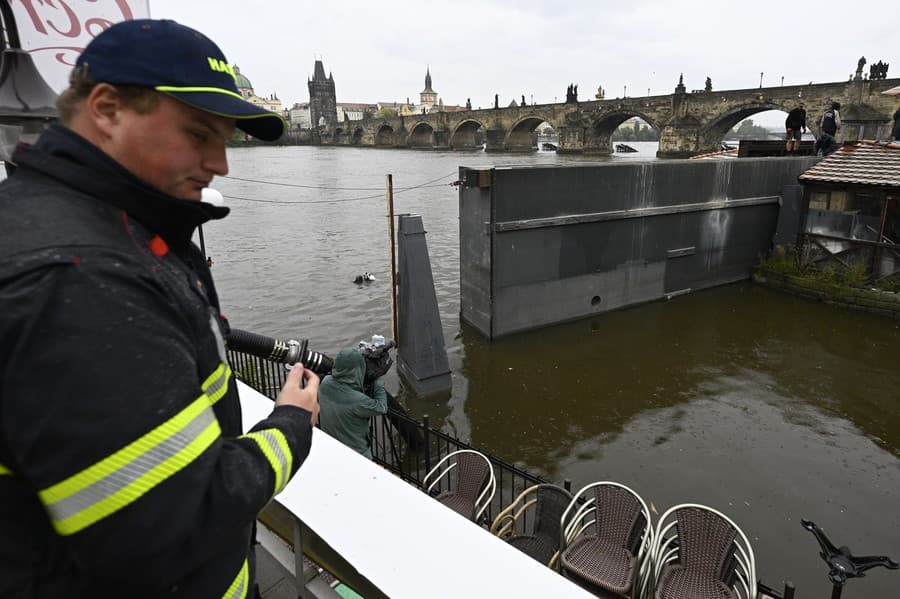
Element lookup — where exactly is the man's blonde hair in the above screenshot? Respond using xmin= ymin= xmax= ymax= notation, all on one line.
xmin=56 ymin=65 xmax=160 ymax=125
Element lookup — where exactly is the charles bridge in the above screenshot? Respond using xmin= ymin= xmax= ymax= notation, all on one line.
xmin=315 ymin=77 xmax=899 ymax=158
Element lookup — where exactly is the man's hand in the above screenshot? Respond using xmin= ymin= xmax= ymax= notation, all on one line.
xmin=275 ymin=363 xmax=320 ymax=426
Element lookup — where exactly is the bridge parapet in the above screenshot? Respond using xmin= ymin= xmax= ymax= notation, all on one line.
xmin=316 ymin=78 xmax=900 ymax=157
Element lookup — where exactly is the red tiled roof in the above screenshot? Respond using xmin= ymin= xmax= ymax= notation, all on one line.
xmin=798 ymin=141 xmax=900 ymax=187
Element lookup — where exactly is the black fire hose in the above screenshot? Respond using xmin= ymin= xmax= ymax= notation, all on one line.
xmin=225 ymin=328 xmax=333 ymax=375
xmin=225 ymin=328 xmax=422 ymax=451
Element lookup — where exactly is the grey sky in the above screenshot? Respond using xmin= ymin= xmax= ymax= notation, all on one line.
xmin=154 ymin=0 xmax=895 ymax=125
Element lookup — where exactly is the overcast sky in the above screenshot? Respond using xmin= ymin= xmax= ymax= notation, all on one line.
xmin=153 ymin=0 xmax=895 ymax=124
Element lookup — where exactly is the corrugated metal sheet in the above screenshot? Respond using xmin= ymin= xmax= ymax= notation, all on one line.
xmin=799 ymin=141 xmax=900 ymax=187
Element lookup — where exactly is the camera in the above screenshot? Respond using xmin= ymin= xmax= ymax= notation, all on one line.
xmin=358 ymin=335 xmax=395 ymax=384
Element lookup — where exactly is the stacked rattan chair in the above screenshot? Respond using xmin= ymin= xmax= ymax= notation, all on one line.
xmin=647 ymin=503 xmax=757 ymax=599
xmin=422 ymin=449 xmax=496 ymax=523
xmin=558 ymin=482 xmax=654 ymax=598
xmin=490 ymin=483 xmax=573 ymax=567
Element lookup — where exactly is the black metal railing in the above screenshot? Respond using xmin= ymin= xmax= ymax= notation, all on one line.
xmin=227 ymin=348 xmax=553 ymax=527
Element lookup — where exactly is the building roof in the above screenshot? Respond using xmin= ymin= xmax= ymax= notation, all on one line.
xmin=233 ymin=65 xmax=252 ymax=91
xmin=799 ymin=141 xmax=900 ymax=188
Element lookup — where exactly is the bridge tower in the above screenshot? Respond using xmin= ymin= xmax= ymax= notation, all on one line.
xmin=308 ymin=59 xmax=337 ymax=138
xmin=420 ymin=66 xmax=438 ymax=113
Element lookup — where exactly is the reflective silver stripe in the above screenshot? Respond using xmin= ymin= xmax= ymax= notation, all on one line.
xmin=243 ymin=429 xmax=292 ymax=495
xmin=39 ymin=397 xmax=220 ymax=535
xmin=222 ymin=558 xmax=249 ymax=599
xmin=204 ymin=363 xmax=231 ymax=404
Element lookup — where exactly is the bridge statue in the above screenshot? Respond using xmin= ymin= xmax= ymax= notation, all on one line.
xmin=595 ymin=85 xmax=605 ymax=100
xmin=856 ymin=56 xmax=866 ymax=80
xmin=494 ymin=94 xmax=499 ymax=109
xmin=705 ymin=77 xmax=712 ymax=92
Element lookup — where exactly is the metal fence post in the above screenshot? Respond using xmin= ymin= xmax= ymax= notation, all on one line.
xmin=423 ymin=414 xmax=431 ymax=479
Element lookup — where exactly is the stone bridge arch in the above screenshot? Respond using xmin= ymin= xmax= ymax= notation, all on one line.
xmin=585 ymin=110 xmax=661 ymax=154
xmin=375 ymin=124 xmax=394 ymax=147
xmin=351 ymin=127 xmax=364 ymax=145
xmin=450 ymin=119 xmax=486 ymax=150
xmin=409 ymin=122 xmax=435 ymax=149
xmin=505 ymin=116 xmax=547 ymax=151
xmin=700 ymin=102 xmax=789 ymax=149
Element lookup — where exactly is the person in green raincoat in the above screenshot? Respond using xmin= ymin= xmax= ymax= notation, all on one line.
xmin=318 ymin=348 xmax=388 ymax=458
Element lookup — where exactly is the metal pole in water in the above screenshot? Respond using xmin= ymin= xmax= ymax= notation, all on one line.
xmin=386 ymin=174 xmax=398 ymax=344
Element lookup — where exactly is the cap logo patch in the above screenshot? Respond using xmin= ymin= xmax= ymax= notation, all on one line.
xmin=207 ymin=58 xmax=237 ymax=84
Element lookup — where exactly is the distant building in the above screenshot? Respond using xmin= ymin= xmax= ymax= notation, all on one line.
xmin=232 ymin=65 xmax=282 ymax=114
xmin=420 ymin=66 xmax=438 ymax=112
xmin=337 ymin=102 xmax=373 ymax=122
xmin=288 ymin=102 xmax=311 ymax=130
xmin=308 ymin=59 xmax=338 ymax=128
xmin=395 ymin=68 xmax=465 ymax=116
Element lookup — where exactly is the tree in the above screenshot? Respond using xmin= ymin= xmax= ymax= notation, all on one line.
xmin=727 ymin=118 xmax=770 ymax=139
xmin=375 ymin=107 xmax=398 ymax=119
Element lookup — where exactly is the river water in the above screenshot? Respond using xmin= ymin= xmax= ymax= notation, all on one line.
xmin=203 ymin=142 xmax=900 ymax=597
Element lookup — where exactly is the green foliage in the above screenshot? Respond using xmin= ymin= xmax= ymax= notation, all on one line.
xmin=612 ymin=121 xmax=659 ymax=141
xmin=725 ymin=118 xmax=770 ymax=139
xmin=759 ymin=244 xmax=802 ymax=274
xmin=841 ymin=263 xmax=869 ymax=288
xmin=376 ymin=107 xmax=398 ymax=119
xmin=879 ymin=276 xmax=900 ymax=292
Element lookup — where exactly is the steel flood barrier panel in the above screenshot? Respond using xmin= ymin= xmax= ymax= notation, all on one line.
xmin=459 ymin=157 xmax=819 ymax=338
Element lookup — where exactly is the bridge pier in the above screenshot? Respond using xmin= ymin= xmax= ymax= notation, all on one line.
xmin=484 ymin=129 xmax=507 ymax=153
xmin=557 ymin=126 xmax=584 ymax=154
xmin=657 ymin=124 xmax=713 ymax=158
xmin=433 ymin=129 xmax=450 ymax=151
xmin=583 ymin=129 xmax=612 ymax=155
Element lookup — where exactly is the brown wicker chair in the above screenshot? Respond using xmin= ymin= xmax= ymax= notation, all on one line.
xmin=490 ymin=483 xmax=573 ymax=567
xmin=558 ymin=482 xmax=653 ymax=598
xmin=422 ymin=450 xmax=496 ymax=522
xmin=648 ymin=504 xmax=756 ymax=599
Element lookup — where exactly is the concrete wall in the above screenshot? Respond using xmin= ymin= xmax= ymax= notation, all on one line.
xmin=459 ymin=157 xmax=818 ymax=338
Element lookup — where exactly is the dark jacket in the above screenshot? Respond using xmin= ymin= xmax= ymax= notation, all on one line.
xmin=821 ymin=108 xmax=840 ymax=136
xmin=785 ymin=107 xmax=806 ymax=131
xmin=0 ymin=125 xmax=313 ymax=598
xmin=318 ymin=349 xmax=387 ymax=458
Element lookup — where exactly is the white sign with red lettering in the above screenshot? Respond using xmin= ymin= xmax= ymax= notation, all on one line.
xmin=8 ymin=0 xmax=151 ymax=92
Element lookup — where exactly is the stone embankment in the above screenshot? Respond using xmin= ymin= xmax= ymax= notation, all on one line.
xmin=753 ymin=267 xmax=900 ymax=320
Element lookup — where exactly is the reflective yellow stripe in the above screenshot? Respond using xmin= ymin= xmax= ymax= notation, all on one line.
xmin=222 ymin=558 xmax=249 ymax=599
xmin=155 ymin=85 xmax=246 ymax=101
xmin=203 ymin=363 xmax=232 ymax=405
xmin=242 ymin=429 xmax=292 ymax=495
xmin=38 ymin=365 xmax=231 ymax=535
xmin=0 ymin=463 xmax=12 ymax=476
xmin=155 ymin=87 xmax=286 ymax=124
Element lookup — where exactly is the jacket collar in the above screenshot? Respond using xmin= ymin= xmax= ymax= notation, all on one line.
xmin=14 ymin=124 xmax=229 ymax=251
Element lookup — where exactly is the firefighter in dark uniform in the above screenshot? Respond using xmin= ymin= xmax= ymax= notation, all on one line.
xmin=0 ymin=20 xmax=319 ymax=598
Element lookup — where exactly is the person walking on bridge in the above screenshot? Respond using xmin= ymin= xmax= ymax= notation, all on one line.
xmin=816 ymin=101 xmax=842 ymax=156
xmin=0 ymin=19 xmax=319 ymax=598
xmin=784 ymin=101 xmax=807 ymax=154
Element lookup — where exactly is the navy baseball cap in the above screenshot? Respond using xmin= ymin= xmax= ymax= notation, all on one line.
xmin=76 ymin=19 xmax=284 ymax=141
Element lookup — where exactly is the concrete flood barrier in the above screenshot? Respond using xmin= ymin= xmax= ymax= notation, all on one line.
xmin=459 ymin=157 xmax=818 ymax=339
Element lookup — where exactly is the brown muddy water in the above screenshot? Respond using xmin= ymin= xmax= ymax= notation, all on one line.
xmin=204 ymin=145 xmax=899 ymax=597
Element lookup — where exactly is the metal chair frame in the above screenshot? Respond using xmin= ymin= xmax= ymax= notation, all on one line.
xmin=422 ymin=449 xmax=496 ymax=521
xmin=559 ymin=481 xmax=654 ymax=598
xmin=648 ymin=503 xmax=757 ymax=599
xmin=490 ymin=483 xmax=572 ymax=567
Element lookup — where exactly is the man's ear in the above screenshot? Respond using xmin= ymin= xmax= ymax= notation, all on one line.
xmin=82 ymin=83 xmax=124 ymax=136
